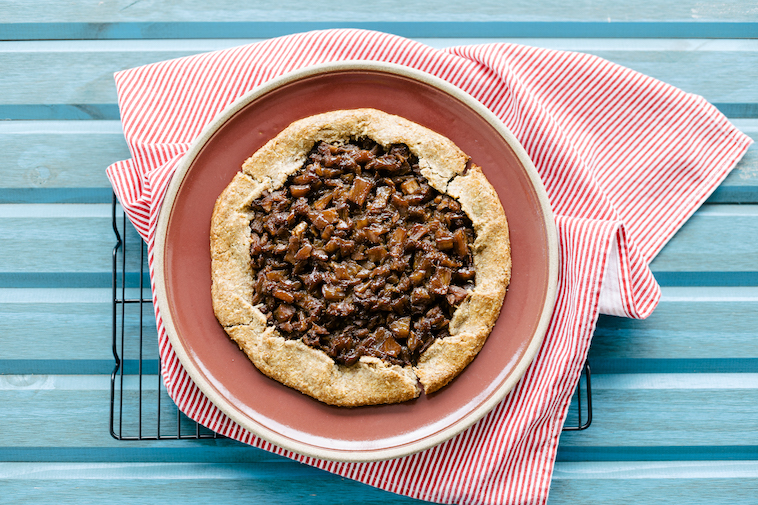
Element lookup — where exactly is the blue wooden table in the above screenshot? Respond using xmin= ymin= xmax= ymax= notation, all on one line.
xmin=1 ymin=2 xmax=757 ymax=503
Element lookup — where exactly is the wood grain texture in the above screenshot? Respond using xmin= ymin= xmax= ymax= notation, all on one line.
xmin=0 ymin=462 xmax=425 ymax=505
xmin=0 ymin=288 xmax=154 ymax=360
xmin=0 ymin=461 xmax=756 ymax=505
xmin=1 ymin=9 xmax=757 ymax=505
xmin=558 ymin=378 xmax=758 ymax=448
xmin=650 ymin=205 xmax=758 ymax=272
xmin=592 ymin=287 xmax=758 ymax=360
xmin=0 ymin=1 xmax=756 ymax=23
xmin=0 ymin=121 xmax=753 ymax=206
xmin=1 ymin=204 xmax=755 ymax=278
xmin=3 ymin=22 xmax=758 ymax=42
xmin=0 ymin=121 xmax=753 ymax=197
xmin=0 ymin=40 xmax=757 ymax=108
xmin=2 ymin=375 xmax=757 ymax=452
xmin=551 ymin=462 xmax=758 ymax=504
xmin=3 ymin=287 xmax=758 ymax=362
xmin=0 ymin=204 xmax=145 ymax=274
xmin=0 ymin=378 xmax=256 ymax=453
xmin=0 ymin=121 xmax=127 ymax=189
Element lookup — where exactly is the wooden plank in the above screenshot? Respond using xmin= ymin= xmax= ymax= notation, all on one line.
xmin=558 ymin=373 xmax=758 ymax=448
xmin=0 ymin=204 xmax=144 ymax=274
xmin=2 ymin=22 xmax=758 ymax=41
xmin=0 ymin=204 xmax=754 ymax=280
xmin=0 ymin=120 xmax=754 ymax=203
xmin=0 ymin=0 xmax=757 ymax=24
xmin=593 ymin=287 xmax=758 ymax=361
xmin=0 ymin=288 xmax=154 ymax=361
xmin=2 ymin=286 xmax=757 ymax=364
xmin=3 ymin=0 xmax=758 ymax=24
xmin=0 ymin=40 xmax=757 ymax=112
xmin=591 ymin=286 xmax=758 ymax=374
xmin=0 ymin=461 xmax=755 ymax=505
xmin=0 ymin=462 xmax=425 ymax=505
xmin=650 ymin=205 xmax=758 ymax=272
xmin=0 ymin=120 xmax=127 ymax=190
xmin=711 ymin=145 xmax=758 ymax=203
xmin=721 ymin=119 xmax=758 ymax=196
xmin=1 ymin=375 xmax=757 ymax=457
xmin=0 ymin=375 xmax=260 ymax=454
xmin=550 ymin=461 xmax=758 ymax=504
xmin=553 ymin=460 xmax=758 ymax=478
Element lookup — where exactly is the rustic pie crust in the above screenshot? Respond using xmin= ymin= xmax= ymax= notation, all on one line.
xmin=210 ymin=108 xmax=510 ymax=407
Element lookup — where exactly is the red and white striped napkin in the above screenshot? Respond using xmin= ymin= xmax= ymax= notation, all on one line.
xmin=107 ymin=29 xmax=751 ymax=504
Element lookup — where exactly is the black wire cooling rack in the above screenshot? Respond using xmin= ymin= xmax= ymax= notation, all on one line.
xmin=564 ymin=362 xmax=592 ymax=431
xmin=109 ymin=194 xmax=220 ymax=440
xmin=109 ymin=194 xmax=591 ymax=439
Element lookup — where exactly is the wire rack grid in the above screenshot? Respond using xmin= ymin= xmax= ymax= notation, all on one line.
xmin=109 ymin=194 xmax=591 ymax=440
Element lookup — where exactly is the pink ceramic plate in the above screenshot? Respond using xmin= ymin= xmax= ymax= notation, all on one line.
xmin=155 ymin=61 xmax=558 ymax=462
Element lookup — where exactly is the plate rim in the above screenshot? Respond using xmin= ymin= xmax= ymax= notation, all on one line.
xmin=153 ymin=60 xmax=559 ymax=462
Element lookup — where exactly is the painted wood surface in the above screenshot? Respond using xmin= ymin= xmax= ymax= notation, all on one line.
xmin=2 ymin=287 xmax=757 ymax=363
xmin=0 ymin=120 xmax=754 ymax=204
xmin=0 ymin=203 xmax=754 ymax=280
xmin=1 ymin=6 xmax=757 ymax=505
xmin=1 ymin=374 xmax=756 ymax=455
xmin=1 ymin=0 xmax=757 ymax=23
xmin=550 ymin=461 xmax=758 ymax=505
xmin=0 ymin=461 xmax=756 ymax=505
xmin=0 ymin=462 xmax=427 ymax=505
xmin=1 ymin=39 xmax=757 ymax=113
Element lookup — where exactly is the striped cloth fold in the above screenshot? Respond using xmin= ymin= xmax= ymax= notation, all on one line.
xmin=106 ymin=29 xmax=752 ymax=504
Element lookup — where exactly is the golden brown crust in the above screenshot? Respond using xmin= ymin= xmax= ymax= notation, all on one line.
xmin=240 ymin=108 xmax=468 ymax=192
xmin=226 ymin=324 xmax=421 ymax=407
xmin=210 ymin=172 xmax=267 ymax=326
xmin=210 ymin=108 xmax=510 ymax=406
